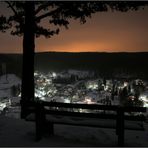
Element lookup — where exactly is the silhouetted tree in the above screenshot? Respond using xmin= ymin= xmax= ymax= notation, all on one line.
xmin=0 ymin=1 xmax=148 ymax=118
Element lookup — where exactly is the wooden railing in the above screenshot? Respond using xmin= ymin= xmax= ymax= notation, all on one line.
xmin=24 ymin=100 xmax=147 ymax=146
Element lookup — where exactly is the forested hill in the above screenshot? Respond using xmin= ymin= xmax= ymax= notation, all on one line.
xmin=0 ymin=53 xmax=22 ymax=77
xmin=35 ymin=52 xmax=148 ymax=76
xmin=0 ymin=52 xmax=148 ymax=78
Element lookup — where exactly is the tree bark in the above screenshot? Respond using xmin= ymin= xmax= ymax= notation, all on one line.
xmin=21 ymin=2 xmax=35 ymax=118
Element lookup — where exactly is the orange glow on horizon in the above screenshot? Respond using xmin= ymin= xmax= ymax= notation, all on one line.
xmin=0 ymin=6 xmax=148 ymax=53
xmin=35 ymin=9 xmax=148 ymax=53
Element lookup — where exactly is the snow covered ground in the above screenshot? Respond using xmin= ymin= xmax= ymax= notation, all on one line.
xmin=0 ymin=114 xmax=148 ymax=147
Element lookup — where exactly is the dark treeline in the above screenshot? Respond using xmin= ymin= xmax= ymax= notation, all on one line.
xmin=35 ymin=52 xmax=148 ymax=79
xmin=0 ymin=52 xmax=148 ymax=79
xmin=0 ymin=53 xmax=22 ymax=77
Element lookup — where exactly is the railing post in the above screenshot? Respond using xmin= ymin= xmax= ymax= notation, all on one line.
xmin=35 ymin=102 xmax=43 ymax=141
xmin=116 ymin=107 xmax=125 ymax=146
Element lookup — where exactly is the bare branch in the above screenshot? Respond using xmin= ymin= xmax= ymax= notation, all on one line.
xmin=5 ymin=1 xmax=18 ymax=16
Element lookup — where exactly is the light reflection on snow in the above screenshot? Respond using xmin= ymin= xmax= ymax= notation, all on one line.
xmin=0 ymin=71 xmax=148 ymax=117
xmin=139 ymin=92 xmax=148 ymax=107
xmin=34 ymin=70 xmax=148 ymax=110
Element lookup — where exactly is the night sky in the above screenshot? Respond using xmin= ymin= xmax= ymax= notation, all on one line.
xmin=0 ymin=2 xmax=148 ymax=53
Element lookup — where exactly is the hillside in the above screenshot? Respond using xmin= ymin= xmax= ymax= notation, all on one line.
xmin=0 ymin=52 xmax=148 ymax=79
xmin=34 ymin=52 xmax=148 ymax=78
xmin=0 ymin=54 xmax=22 ymax=77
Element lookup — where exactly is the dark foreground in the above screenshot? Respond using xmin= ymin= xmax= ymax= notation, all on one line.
xmin=0 ymin=115 xmax=148 ymax=147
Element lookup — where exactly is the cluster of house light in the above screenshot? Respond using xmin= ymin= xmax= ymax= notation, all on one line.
xmin=34 ymin=71 xmax=148 ymax=107
xmin=139 ymin=94 xmax=148 ymax=107
xmin=34 ymin=71 xmax=57 ymax=100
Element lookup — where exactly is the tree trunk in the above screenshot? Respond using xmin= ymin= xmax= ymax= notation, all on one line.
xmin=21 ymin=2 xmax=35 ymax=118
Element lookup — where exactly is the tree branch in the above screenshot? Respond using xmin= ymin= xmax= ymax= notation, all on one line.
xmin=36 ymin=7 xmax=61 ymax=22
xmin=35 ymin=2 xmax=51 ymax=15
xmin=5 ymin=1 xmax=24 ymax=35
xmin=5 ymin=1 xmax=18 ymax=16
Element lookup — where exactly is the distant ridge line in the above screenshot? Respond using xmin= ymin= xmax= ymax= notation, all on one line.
xmin=0 ymin=51 xmax=148 ymax=55
xmin=35 ymin=51 xmax=148 ymax=54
